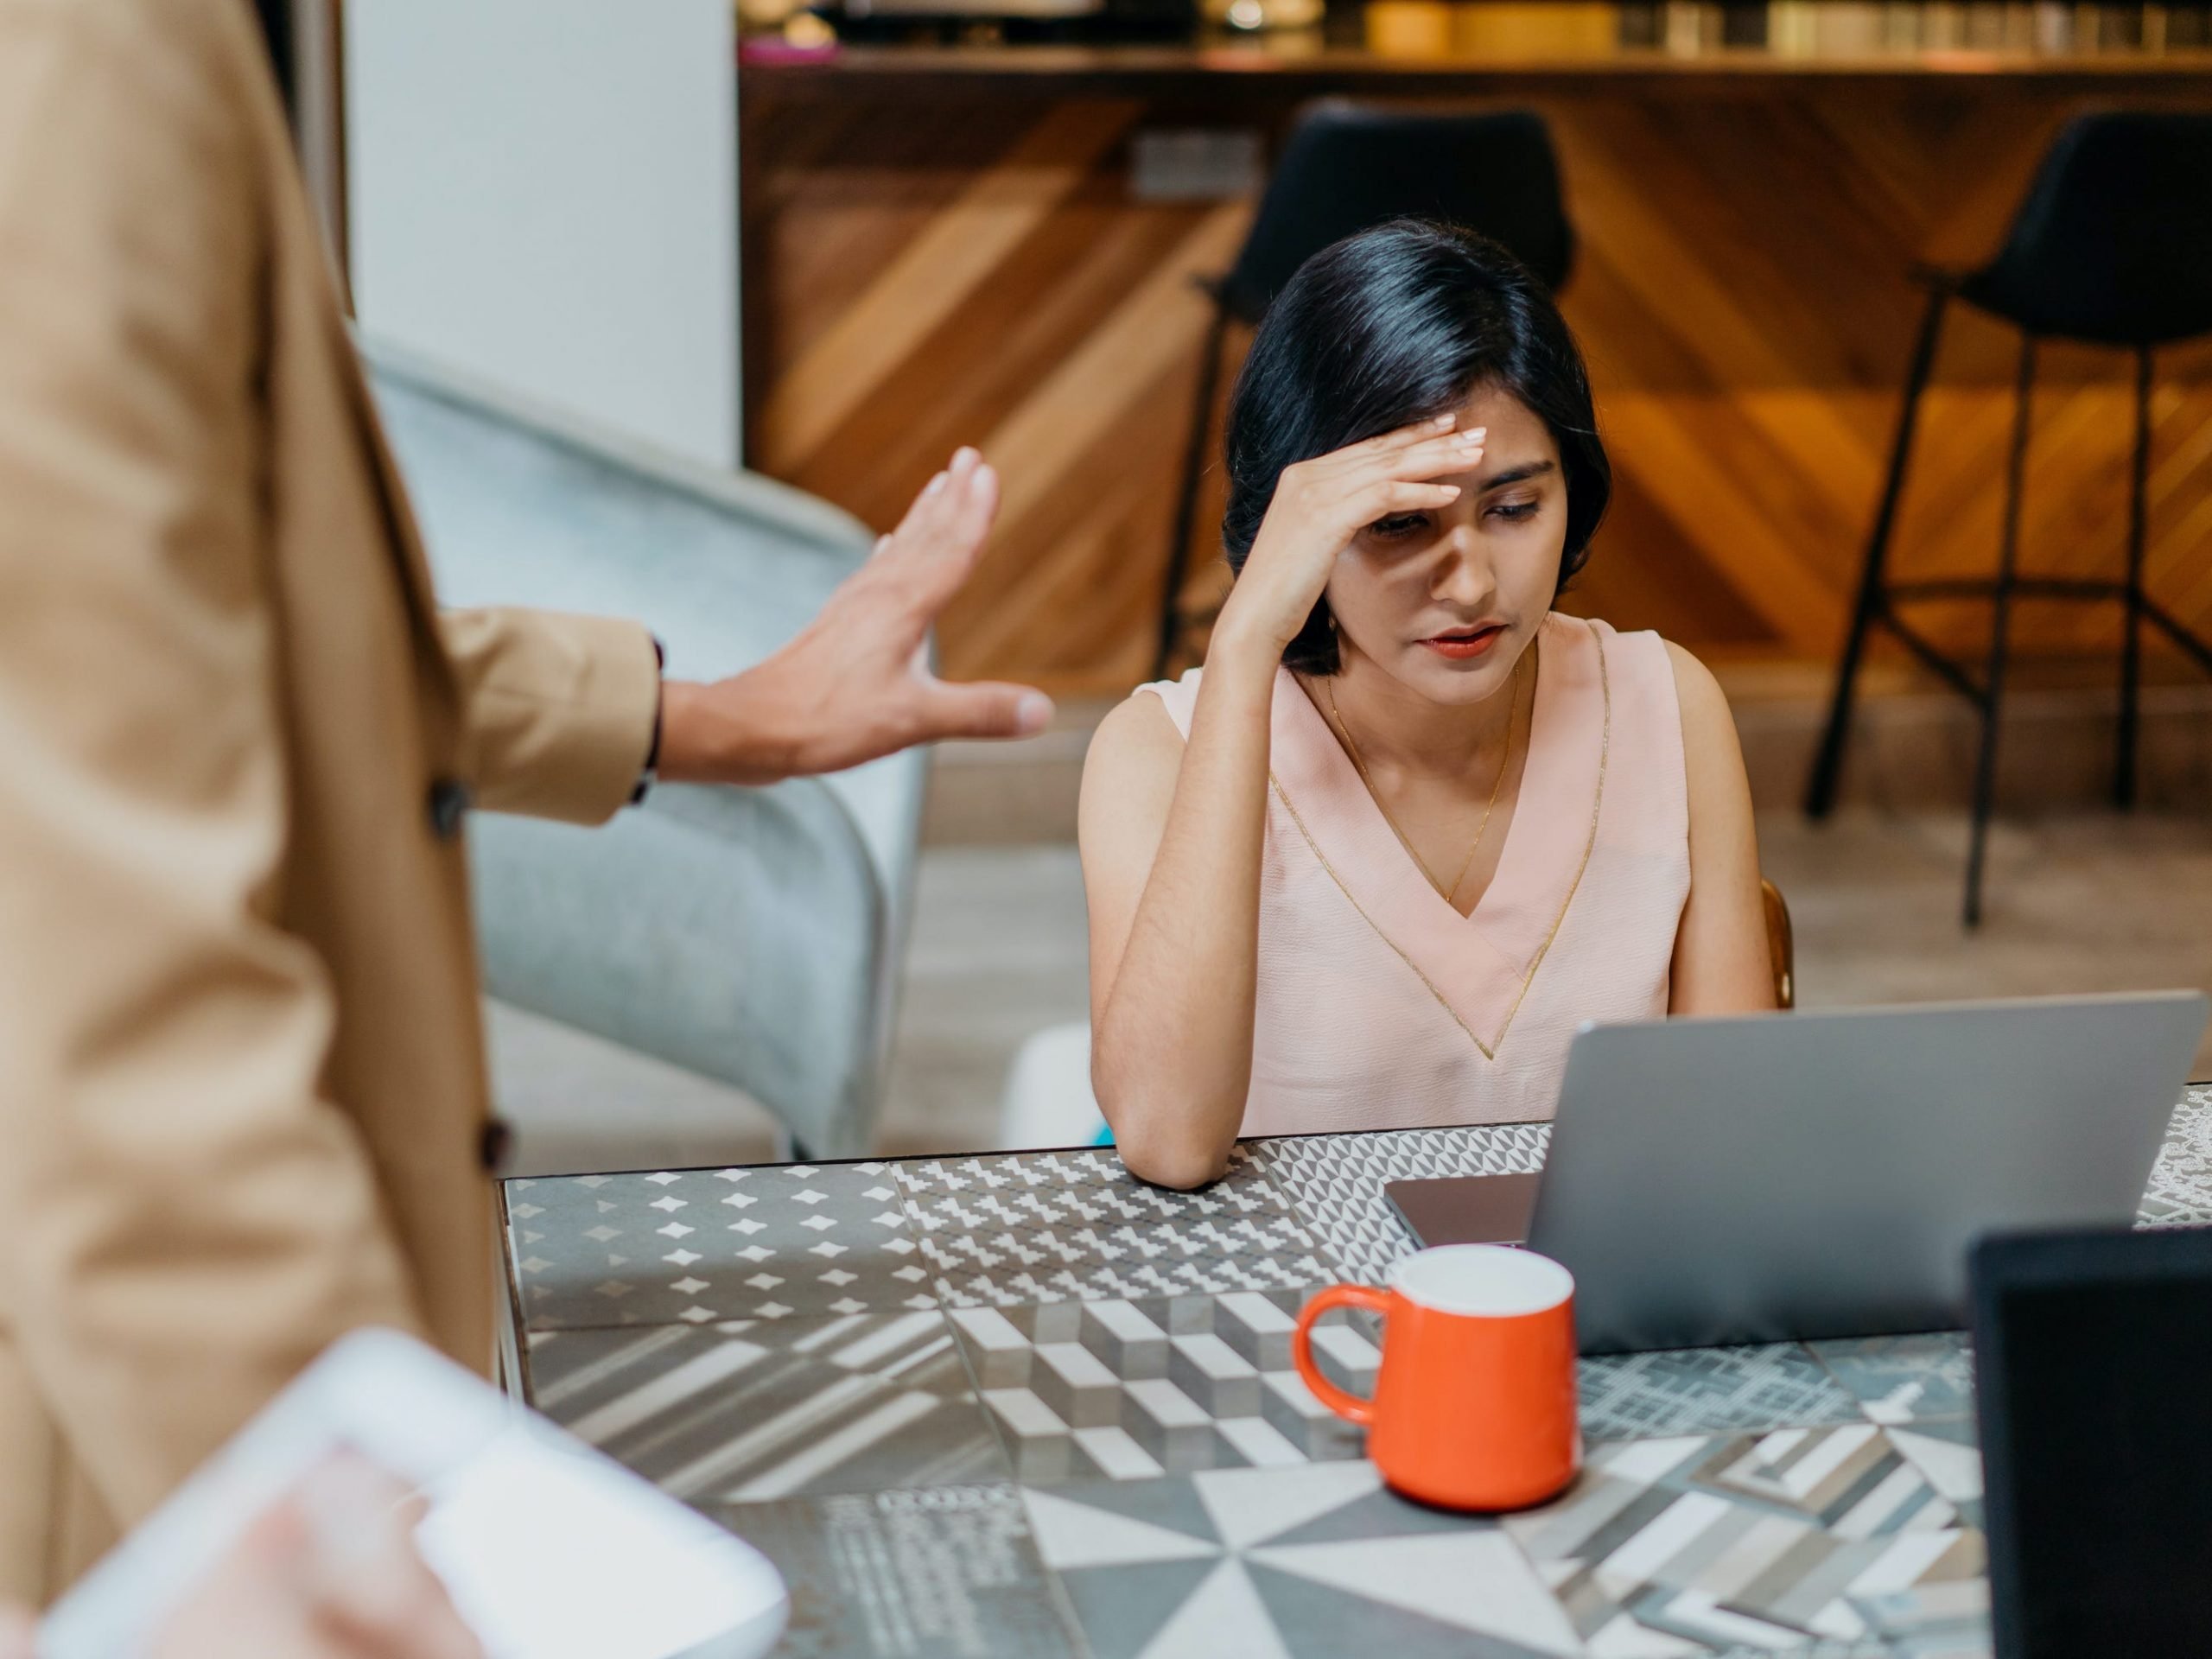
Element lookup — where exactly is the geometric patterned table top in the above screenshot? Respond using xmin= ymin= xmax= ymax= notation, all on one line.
xmin=502 ymin=1083 xmax=2212 ymax=1659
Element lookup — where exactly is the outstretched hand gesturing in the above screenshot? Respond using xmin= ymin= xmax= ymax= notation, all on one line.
xmin=658 ymin=447 xmax=1054 ymax=785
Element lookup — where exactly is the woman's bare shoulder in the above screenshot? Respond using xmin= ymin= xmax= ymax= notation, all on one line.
xmin=1657 ymin=637 xmax=1756 ymax=850
xmin=1085 ymin=687 xmax=1188 ymax=775
xmin=1660 ymin=638 xmax=1736 ymax=742
xmin=1079 ymin=689 xmax=1188 ymax=849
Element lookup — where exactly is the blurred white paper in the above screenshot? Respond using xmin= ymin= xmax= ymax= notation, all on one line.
xmin=40 ymin=1329 xmax=787 ymax=1659
xmin=420 ymin=1427 xmax=780 ymax=1659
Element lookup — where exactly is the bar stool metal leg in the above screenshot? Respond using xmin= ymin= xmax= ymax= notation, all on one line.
xmin=2115 ymin=343 xmax=2153 ymax=810
xmin=1154 ymin=294 xmax=1232 ymax=682
xmin=1806 ymin=286 xmax=1950 ymax=819
xmin=1965 ymin=334 xmax=2037 ymax=928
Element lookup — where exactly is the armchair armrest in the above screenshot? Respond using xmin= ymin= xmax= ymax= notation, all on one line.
xmin=367 ymin=344 xmax=925 ymax=1159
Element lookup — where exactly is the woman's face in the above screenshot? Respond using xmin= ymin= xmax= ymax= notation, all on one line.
xmin=1325 ymin=385 xmax=1567 ymax=706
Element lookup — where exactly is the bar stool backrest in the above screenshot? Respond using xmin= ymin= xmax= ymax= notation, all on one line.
xmin=1961 ymin=111 xmax=2212 ymax=347
xmin=1219 ymin=103 xmax=1574 ymax=324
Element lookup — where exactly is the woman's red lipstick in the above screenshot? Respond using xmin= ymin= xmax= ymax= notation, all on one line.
xmin=1420 ymin=624 xmax=1506 ymax=661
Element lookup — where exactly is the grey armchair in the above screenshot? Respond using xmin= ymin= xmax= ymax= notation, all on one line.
xmin=368 ymin=345 xmax=924 ymax=1162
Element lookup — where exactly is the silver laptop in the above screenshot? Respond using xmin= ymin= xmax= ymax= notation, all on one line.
xmin=1384 ymin=993 xmax=2209 ymax=1355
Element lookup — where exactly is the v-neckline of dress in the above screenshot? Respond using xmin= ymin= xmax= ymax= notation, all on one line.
xmin=1266 ymin=612 xmax=1612 ymax=1059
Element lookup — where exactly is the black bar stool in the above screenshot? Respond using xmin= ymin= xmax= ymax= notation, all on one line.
xmin=1154 ymin=103 xmax=1574 ymax=679
xmin=1804 ymin=111 xmax=2212 ymax=927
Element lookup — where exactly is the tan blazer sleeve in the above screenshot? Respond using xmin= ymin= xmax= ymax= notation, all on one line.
xmin=0 ymin=0 xmax=421 ymax=1526
xmin=439 ymin=607 xmax=662 ymax=825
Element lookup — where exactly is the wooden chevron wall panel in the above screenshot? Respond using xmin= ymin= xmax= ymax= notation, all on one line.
xmin=741 ymin=79 xmax=2212 ymax=698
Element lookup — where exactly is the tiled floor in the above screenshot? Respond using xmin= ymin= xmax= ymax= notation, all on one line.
xmin=2140 ymin=1084 xmax=2212 ymax=1227
xmin=948 ymin=1287 xmax=1377 ymax=1484
xmin=506 ymin=1162 xmax=930 ymax=1328
xmin=521 ymin=1313 xmax=1008 ymax=1503
xmin=1027 ymin=1460 xmax=1586 ymax=1659
xmin=1503 ymin=1429 xmax=1987 ymax=1657
xmin=1808 ymin=1334 xmax=1978 ymax=1428
xmin=718 ymin=1484 xmax=1084 ymax=1659
xmin=1578 ymin=1344 xmax=1867 ymax=1446
xmin=505 ymin=1096 xmax=2212 ymax=1658
xmin=1247 ymin=1124 xmax=1552 ymax=1284
xmin=1883 ymin=1419 xmax=1986 ymax=1532
xmin=893 ymin=1145 xmax=1338 ymax=1306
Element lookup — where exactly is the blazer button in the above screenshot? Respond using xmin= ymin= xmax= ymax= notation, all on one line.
xmin=427 ymin=778 xmax=472 ymax=840
xmin=480 ymin=1117 xmax=513 ymax=1173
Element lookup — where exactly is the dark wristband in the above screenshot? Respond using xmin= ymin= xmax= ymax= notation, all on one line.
xmin=631 ymin=634 xmax=666 ymax=805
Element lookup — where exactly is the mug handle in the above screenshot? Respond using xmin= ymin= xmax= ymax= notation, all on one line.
xmin=1291 ymin=1284 xmax=1391 ymax=1427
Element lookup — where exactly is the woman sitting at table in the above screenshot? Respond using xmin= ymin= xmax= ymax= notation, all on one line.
xmin=1079 ymin=219 xmax=1776 ymax=1190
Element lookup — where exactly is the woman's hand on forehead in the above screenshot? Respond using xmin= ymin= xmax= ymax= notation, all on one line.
xmin=1215 ymin=414 xmax=1488 ymax=664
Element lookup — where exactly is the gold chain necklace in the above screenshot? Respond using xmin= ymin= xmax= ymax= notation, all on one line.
xmin=1325 ymin=650 xmax=1527 ymax=908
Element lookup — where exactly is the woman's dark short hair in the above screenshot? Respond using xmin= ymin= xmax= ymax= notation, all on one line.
xmin=1220 ymin=218 xmax=1610 ymax=674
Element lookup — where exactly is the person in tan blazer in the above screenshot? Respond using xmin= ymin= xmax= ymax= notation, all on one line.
xmin=0 ymin=0 xmax=1050 ymax=1605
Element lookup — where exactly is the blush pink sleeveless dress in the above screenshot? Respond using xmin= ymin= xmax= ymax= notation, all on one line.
xmin=1136 ymin=612 xmax=1689 ymax=1135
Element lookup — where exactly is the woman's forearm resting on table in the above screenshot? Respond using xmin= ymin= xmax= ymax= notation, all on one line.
xmin=1084 ymin=637 xmax=1281 ymax=1189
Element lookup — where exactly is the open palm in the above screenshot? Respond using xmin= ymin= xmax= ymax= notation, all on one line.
xmin=658 ymin=448 xmax=1053 ymax=785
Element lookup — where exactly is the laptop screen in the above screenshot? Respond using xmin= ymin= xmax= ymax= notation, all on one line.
xmin=1977 ymin=1236 xmax=2212 ymax=1656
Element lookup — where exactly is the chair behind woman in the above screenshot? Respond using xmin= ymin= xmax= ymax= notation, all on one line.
xmin=1764 ymin=878 xmax=1795 ymax=1011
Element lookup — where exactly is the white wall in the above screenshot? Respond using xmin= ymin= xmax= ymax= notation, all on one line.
xmin=346 ymin=0 xmax=739 ymax=469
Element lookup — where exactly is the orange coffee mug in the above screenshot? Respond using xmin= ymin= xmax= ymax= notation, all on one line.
xmin=1292 ymin=1243 xmax=1580 ymax=1511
